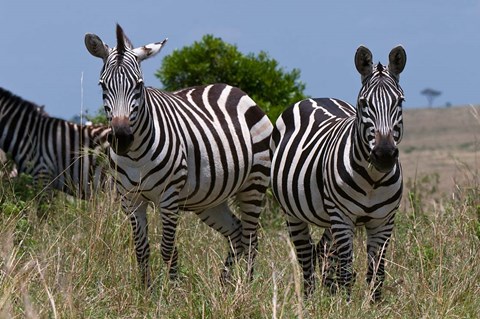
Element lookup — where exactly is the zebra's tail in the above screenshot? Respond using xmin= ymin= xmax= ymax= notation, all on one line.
xmin=270 ymin=108 xmax=289 ymax=160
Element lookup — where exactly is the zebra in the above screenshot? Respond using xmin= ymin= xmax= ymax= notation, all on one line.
xmin=0 ymin=87 xmax=111 ymax=199
xmin=270 ymin=45 xmax=406 ymax=301
xmin=84 ymin=24 xmax=272 ymax=287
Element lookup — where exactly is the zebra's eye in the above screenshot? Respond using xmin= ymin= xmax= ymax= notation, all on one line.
xmin=358 ymin=97 xmax=368 ymax=109
xmin=136 ymin=78 xmax=144 ymax=85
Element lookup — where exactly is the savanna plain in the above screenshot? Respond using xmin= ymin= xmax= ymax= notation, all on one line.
xmin=0 ymin=105 xmax=479 ymax=318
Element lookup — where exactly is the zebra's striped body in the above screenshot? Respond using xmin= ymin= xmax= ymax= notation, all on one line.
xmin=85 ymin=25 xmax=272 ymax=285
xmin=0 ymin=87 xmax=110 ymax=199
xmin=271 ymin=46 xmax=407 ymax=301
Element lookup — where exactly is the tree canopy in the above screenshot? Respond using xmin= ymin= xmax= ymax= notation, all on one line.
xmin=155 ymin=35 xmax=307 ymax=121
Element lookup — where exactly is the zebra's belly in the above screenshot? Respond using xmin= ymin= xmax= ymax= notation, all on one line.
xmin=113 ymin=154 xmax=251 ymax=212
xmin=178 ymin=163 xmax=250 ymax=212
xmin=281 ymin=194 xmax=400 ymax=228
xmin=277 ymin=180 xmax=401 ymax=228
xmin=274 ymin=181 xmax=331 ymax=227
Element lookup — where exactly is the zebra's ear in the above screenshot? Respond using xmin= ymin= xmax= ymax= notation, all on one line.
xmin=85 ymin=33 xmax=110 ymax=60
xmin=388 ymin=45 xmax=407 ymax=80
xmin=133 ymin=38 xmax=168 ymax=62
xmin=355 ymin=45 xmax=373 ymax=80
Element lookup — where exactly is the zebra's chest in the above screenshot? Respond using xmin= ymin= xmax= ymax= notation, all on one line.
xmin=112 ymin=154 xmax=187 ymax=204
xmin=325 ymin=174 xmax=402 ymax=219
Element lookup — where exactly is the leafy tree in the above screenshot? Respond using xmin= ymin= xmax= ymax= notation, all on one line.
xmin=70 ymin=108 xmax=108 ymax=126
xmin=156 ymin=35 xmax=307 ymax=121
xmin=86 ymin=108 xmax=109 ymax=125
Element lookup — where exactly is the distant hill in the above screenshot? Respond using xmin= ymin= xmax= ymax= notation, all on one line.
xmin=399 ymin=105 xmax=480 ymax=203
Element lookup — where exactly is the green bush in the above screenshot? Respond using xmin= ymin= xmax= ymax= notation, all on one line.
xmin=156 ymin=35 xmax=307 ymax=121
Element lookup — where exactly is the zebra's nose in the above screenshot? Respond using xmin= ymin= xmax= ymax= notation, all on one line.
xmin=110 ymin=116 xmax=133 ymax=155
xmin=370 ymin=131 xmax=398 ymax=173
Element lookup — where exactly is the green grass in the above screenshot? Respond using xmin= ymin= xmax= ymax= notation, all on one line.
xmin=1 ymin=171 xmax=480 ymax=318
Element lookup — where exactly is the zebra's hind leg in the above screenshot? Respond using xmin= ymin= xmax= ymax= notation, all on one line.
xmin=365 ymin=215 xmax=395 ymax=302
xmin=286 ymin=215 xmax=317 ymax=297
xmin=235 ymin=141 xmax=271 ymax=280
xmin=317 ymin=228 xmax=338 ymax=294
xmin=235 ymin=182 xmax=268 ymax=281
xmin=195 ymin=202 xmax=243 ymax=283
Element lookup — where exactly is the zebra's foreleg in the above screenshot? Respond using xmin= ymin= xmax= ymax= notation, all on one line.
xmin=331 ymin=222 xmax=355 ymax=301
xmin=124 ymin=200 xmax=151 ymax=288
xmin=365 ymin=215 xmax=395 ymax=302
xmin=286 ymin=215 xmax=316 ymax=297
xmin=195 ymin=202 xmax=243 ymax=283
xmin=316 ymin=227 xmax=338 ymax=293
xmin=160 ymin=209 xmax=180 ymax=280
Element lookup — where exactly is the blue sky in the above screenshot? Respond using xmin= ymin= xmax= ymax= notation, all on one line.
xmin=1 ymin=1 xmax=479 ymax=120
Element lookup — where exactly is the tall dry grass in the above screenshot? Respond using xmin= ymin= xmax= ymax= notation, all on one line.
xmin=0 ymin=166 xmax=479 ymax=318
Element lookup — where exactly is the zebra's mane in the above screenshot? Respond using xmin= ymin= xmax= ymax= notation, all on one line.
xmin=116 ymin=24 xmax=133 ymax=64
xmin=0 ymin=87 xmax=49 ymax=118
xmin=376 ymin=62 xmax=385 ymax=74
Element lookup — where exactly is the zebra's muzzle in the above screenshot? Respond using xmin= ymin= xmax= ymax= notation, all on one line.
xmin=109 ymin=117 xmax=133 ymax=156
xmin=369 ymin=131 xmax=399 ymax=173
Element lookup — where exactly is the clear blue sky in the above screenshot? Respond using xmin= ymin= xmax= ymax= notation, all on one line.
xmin=1 ymin=0 xmax=478 ymax=120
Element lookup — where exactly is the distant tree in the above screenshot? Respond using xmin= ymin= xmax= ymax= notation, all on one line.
xmin=155 ymin=35 xmax=307 ymax=121
xmin=70 ymin=108 xmax=108 ymax=125
xmin=86 ymin=108 xmax=108 ymax=125
xmin=421 ymin=88 xmax=442 ymax=107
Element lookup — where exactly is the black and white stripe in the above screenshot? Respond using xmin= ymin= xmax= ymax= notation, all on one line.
xmin=270 ymin=46 xmax=407 ymax=301
xmin=0 ymin=87 xmax=110 ymax=199
xmin=85 ymin=25 xmax=272 ymax=286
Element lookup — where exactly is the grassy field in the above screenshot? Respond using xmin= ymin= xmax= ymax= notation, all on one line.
xmin=400 ymin=105 xmax=480 ymax=201
xmin=1 ymin=106 xmax=480 ymax=318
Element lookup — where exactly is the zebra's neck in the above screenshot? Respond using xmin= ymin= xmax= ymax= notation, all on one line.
xmin=125 ymin=87 xmax=166 ymax=161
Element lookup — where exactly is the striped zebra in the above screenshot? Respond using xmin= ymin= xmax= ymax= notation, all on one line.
xmin=270 ymin=45 xmax=407 ymax=301
xmin=0 ymin=87 xmax=111 ymax=199
xmin=84 ymin=25 xmax=272 ymax=286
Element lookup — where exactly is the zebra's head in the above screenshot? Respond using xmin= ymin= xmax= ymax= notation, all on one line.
xmin=354 ymin=45 xmax=407 ymax=173
xmin=84 ymin=24 xmax=168 ymax=155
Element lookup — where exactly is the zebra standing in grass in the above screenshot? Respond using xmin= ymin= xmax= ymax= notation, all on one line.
xmin=84 ymin=25 xmax=272 ymax=286
xmin=0 ymin=87 xmax=111 ymax=199
xmin=270 ymin=46 xmax=407 ymax=301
